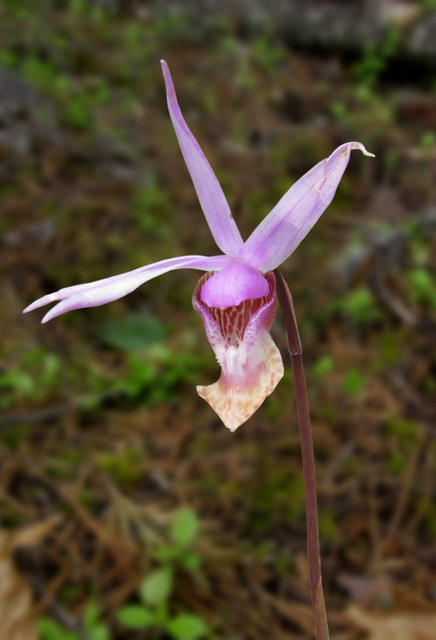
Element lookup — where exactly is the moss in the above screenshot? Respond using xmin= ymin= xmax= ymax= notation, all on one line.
xmin=95 ymin=446 xmax=146 ymax=485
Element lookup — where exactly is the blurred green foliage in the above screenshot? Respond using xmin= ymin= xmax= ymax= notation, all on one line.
xmin=132 ymin=179 xmax=174 ymax=238
xmin=407 ymin=268 xmax=436 ymax=307
xmin=352 ymin=25 xmax=401 ymax=88
xmin=116 ymin=507 xmax=208 ymax=639
xmin=37 ymin=508 xmax=207 ymax=639
xmin=252 ymin=36 xmax=285 ymax=76
xmin=99 ymin=312 xmax=167 ymax=353
xmin=326 ymin=286 xmax=381 ymax=327
xmin=343 ymin=369 xmax=365 ymax=396
xmin=0 ymin=347 xmax=62 ymax=408
xmin=38 ymin=600 xmax=109 ymax=640
xmin=1 ymin=313 xmax=207 ymax=416
xmin=420 ymin=0 xmax=436 ymax=11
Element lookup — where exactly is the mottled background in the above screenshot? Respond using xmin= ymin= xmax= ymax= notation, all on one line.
xmin=1 ymin=1 xmax=436 ymax=638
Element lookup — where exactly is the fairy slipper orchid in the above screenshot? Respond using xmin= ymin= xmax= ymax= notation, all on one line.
xmin=24 ymin=60 xmax=373 ymax=431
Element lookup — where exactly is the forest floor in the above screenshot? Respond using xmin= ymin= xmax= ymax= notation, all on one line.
xmin=1 ymin=3 xmax=436 ymax=639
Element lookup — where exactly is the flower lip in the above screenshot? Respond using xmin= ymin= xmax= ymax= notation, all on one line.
xmin=193 ymin=270 xmax=283 ymax=431
xmin=200 ymin=260 xmax=270 ymax=309
xmin=196 ymin=270 xmax=274 ymax=346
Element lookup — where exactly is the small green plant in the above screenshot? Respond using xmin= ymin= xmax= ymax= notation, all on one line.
xmin=420 ymin=0 xmax=436 ymax=11
xmin=2 ymin=0 xmax=58 ymax=18
xmin=0 ymin=49 xmax=18 ymax=70
xmin=99 ymin=311 xmax=167 ymax=353
xmin=93 ymin=312 xmax=207 ymax=407
xmin=407 ymin=268 xmax=436 ymax=308
xmin=352 ymin=25 xmax=401 ymax=88
xmin=329 ymin=88 xmax=395 ymax=133
xmin=69 ymin=0 xmax=102 ymax=18
xmin=313 ymin=355 xmax=335 ymax=377
xmin=251 ymin=37 xmax=284 ymax=75
xmin=339 ymin=287 xmax=381 ymax=326
xmin=59 ymin=90 xmax=95 ymax=132
xmin=343 ymin=369 xmax=365 ymax=395
xmin=387 ymin=451 xmax=405 ymax=475
xmin=95 ymin=446 xmax=145 ymax=485
xmin=21 ymin=56 xmax=58 ymax=92
xmin=385 ymin=418 xmax=420 ymax=443
xmin=329 ymin=99 xmax=348 ymax=122
xmin=352 ymin=42 xmax=386 ymax=88
xmin=419 ymin=130 xmax=436 ymax=150
xmin=116 ymin=508 xmax=209 ymax=639
xmin=37 ymin=600 xmax=109 ymax=640
xmin=151 ymin=10 xmax=191 ymax=45
xmin=323 ymin=286 xmax=381 ymax=330
xmin=377 ymin=332 xmax=401 ymax=366
xmin=0 ymin=347 xmax=62 ymax=409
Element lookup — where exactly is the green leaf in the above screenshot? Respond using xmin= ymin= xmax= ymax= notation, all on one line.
xmin=99 ymin=312 xmax=166 ymax=353
xmin=181 ymin=552 xmax=202 ymax=571
xmin=116 ymin=605 xmax=155 ymax=629
xmin=36 ymin=618 xmax=64 ymax=640
xmin=341 ymin=287 xmax=381 ymax=325
xmin=154 ymin=601 xmax=170 ymax=626
xmin=154 ymin=545 xmax=180 ymax=562
xmin=343 ymin=369 xmax=365 ymax=395
xmin=88 ymin=625 xmax=110 ymax=640
xmin=408 ymin=268 xmax=436 ymax=307
xmin=171 ymin=507 xmax=199 ymax=548
xmin=83 ymin=601 xmax=100 ymax=627
xmin=36 ymin=617 xmax=78 ymax=640
xmin=167 ymin=613 xmax=209 ymax=640
xmin=140 ymin=567 xmax=173 ymax=605
xmin=313 ymin=355 xmax=334 ymax=377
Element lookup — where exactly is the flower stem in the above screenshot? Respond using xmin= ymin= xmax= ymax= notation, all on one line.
xmin=274 ymin=269 xmax=330 ymax=640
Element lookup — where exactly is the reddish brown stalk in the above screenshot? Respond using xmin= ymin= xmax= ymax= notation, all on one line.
xmin=274 ymin=268 xmax=330 ymax=640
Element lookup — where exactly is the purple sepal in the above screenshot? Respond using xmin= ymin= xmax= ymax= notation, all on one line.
xmin=239 ymin=142 xmax=374 ymax=272
xmin=23 ymin=254 xmax=230 ymax=323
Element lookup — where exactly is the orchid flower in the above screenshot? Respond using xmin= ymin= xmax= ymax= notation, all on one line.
xmin=24 ymin=60 xmax=373 ymax=432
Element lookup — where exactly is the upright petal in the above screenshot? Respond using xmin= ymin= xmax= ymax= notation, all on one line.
xmin=239 ymin=142 xmax=374 ymax=272
xmin=161 ymin=60 xmax=244 ymax=257
xmin=193 ymin=271 xmax=284 ymax=431
xmin=24 ymin=254 xmax=230 ymax=323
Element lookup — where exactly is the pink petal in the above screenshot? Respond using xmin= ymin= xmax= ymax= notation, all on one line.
xmin=200 ymin=260 xmax=270 ymax=309
xmin=239 ymin=142 xmax=374 ymax=272
xmin=193 ymin=271 xmax=284 ymax=431
xmin=24 ymin=254 xmax=230 ymax=323
xmin=161 ymin=60 xmax=243 ymax=257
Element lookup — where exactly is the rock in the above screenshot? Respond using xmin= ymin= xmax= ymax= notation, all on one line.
xmin=147 ymin=0 xmax=436 ymax=71
xmin=0 ymin=67 xmax=60 ymax=167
